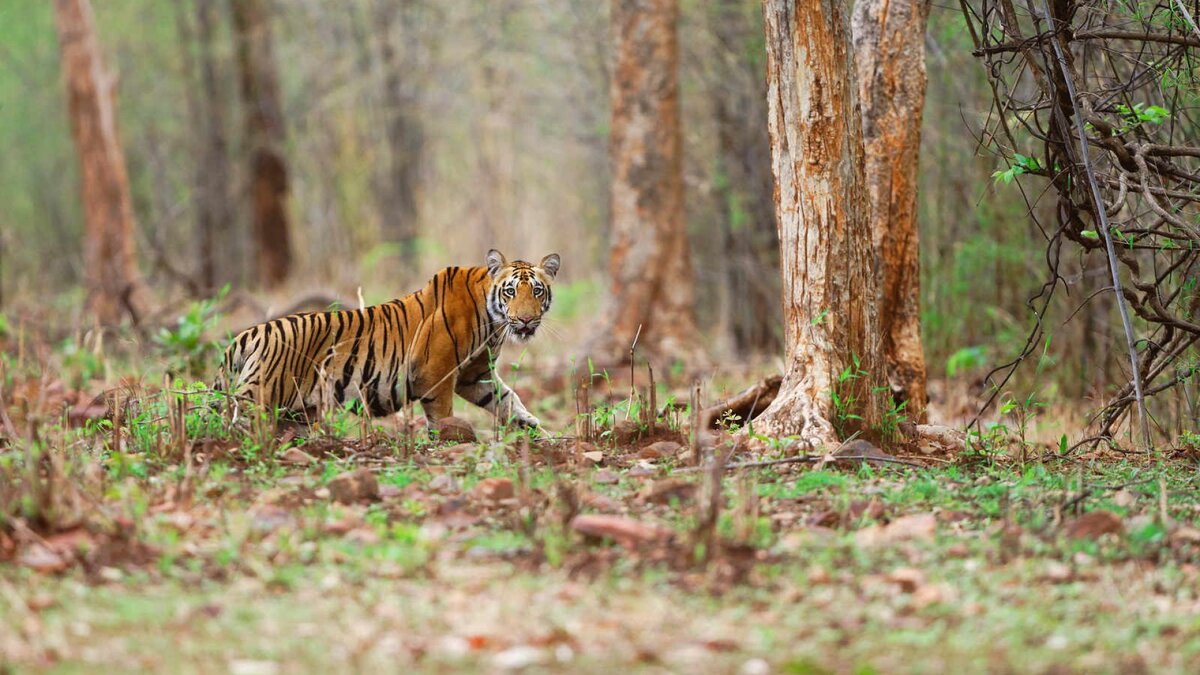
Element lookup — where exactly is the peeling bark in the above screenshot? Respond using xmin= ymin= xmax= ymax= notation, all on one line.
xmin=231 ymin=0 xmax=292 ymax=288
xmin=54 ymin=0 xmax=147 ymax=326
xmin=595 ymin=0 xmax=701 ymax=366
xmin=753 ymin=0 xmax=886 ymax=446
xmin=852 ymin=0 xmax=931 ymax=421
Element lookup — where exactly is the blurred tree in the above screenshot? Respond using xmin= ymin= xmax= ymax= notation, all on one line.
xmin=752 ymin=0 xmax=886 ymax=444
xmin=231 ymin=0 xmax=291 ymax=288
xmin=708 ymin=0 xmax=780 ymax=354
xmin=53 ymin=0 xmax=147 ymax=326
xmin=372 ymin=0 xmax=423 ymax=263
xmin=596 ymin=0 xmax=701 ymax=366
xmin=852 ymin=0 xmax=930 ymax=421
xmin=179 ymin=0 xmax=239 ymax=293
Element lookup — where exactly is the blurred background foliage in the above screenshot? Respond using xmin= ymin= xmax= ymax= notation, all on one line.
xmin=0 ymin=0 xmax=1119 ymax=407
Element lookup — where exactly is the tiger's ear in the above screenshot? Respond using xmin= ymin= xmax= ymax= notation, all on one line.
xmin=486 ymin=249 xmax=507 ymax=278
xmin=539 ymin=253 xmax=561 ymax=279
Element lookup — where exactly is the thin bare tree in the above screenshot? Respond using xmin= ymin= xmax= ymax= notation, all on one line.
xmin=595 ymin=0 xmax=701 ymax=366
xmin=53 ymin=0 xmax=147 ymax=326
xmin=373 ymin=0 xmax=423 ymax=263
xmin=852 ymin=0 xmax=931 ymax=421
xmin=231 ymin=0 xmax=292 ymax=288
xmin=752 ymin=0 xmax=886 ymax=445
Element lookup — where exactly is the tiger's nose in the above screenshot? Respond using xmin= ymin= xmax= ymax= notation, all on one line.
xmin=516 ymin=315 xmax=536 ymax=325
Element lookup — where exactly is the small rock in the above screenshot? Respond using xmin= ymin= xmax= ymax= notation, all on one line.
xmin=1170 ymin=526 xmax=1200 ymax=545
xmin=441 ymin=443 xmax=477 ymax=459
xmin=1040 ymin=561 xmax=1072 ymax=583
xmin=571 ymin=514 xmax=670 ymax=549
xmin=887 ymin=567 xmax=925 ymax=593
xmin=428 ymin=474 xmax=460 ymax=494
xmin=327 ymin=468 xmax=380 ymax=504
xmin=592 ymin=469 xmax=620 ymax=485
xmin=640 ymin=478 xmax=697 ymax=505
xmin=378 ymin=484 xmax=403 ymax=499
xmin=1113 ymin=489 xmax=1136 ymax=508
xmin=18 ymin=545 xmax=68 ymax=574
xmin=582 ymin=451 xmax=604 ymax=464
xmin=492 ymin=645 xmax=546 ymax=671
xmin=1063 ymin=510 xmax=1123 ymax=540
xmin=435 ymin=417 xmax=477 ymax=443
xmin=279 ymin=447 xmax=316 ymax=466
xmin=915 ymin=424 xmax=966 ymax=455
xmin=856 ymin=513 xmax=937 ymax=547
xmin=229 ymin=660 xmax=280 ymax=675
xmin=472 ymin=477 xmax=515 ymax=503
xmin=911 ymin=583 xmax=951 ymax=609
xmin=740 ymin=658 xmax=770 ymax=675
xmin=640 ymin=441 xmax=682 ymax=460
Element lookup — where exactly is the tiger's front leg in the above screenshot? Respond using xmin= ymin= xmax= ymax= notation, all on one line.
xmin=456 ymin=371 xmax=541 ymax=429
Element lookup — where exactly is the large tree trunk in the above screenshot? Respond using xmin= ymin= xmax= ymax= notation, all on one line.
xmin=188 ymin=0 xmax=239 ymax=293
xmin=710 ymin=0 xmax=781 ymax=354
xmin=753 ymin=0 xmax=886 ymax=446
xmin=231 ymin=0 xmax=292 ymax=288
xmin=852 ymin=0 xmax=931 ymax=422
xmin=53 ymin=0 xmax=146 ymax=326
xmin=373 ymin=0 xmax=423 ymax=263
xmin=597 ymin=0 xmax=700 ymax=366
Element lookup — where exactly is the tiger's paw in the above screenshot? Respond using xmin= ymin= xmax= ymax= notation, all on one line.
xmin=512 ymin=411 xmax=542 ymax=431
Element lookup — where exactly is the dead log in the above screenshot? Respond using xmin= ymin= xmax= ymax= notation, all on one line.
xmin=700 ymin=375 xmax=782 ymax=429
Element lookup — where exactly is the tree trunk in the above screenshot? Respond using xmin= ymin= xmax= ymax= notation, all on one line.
xmin=190 ymin=0 xmax=239 ymax=293
xmin=231 ymin=0 xmax=291 ymax=288
xmin=373 ymin=0 xmax=422 ymax=263
xmin=852 ymin=0 xmax=931 ymax=422
xmin=753 ymin=0 xmax=886 ymax=446
xmin=53 ymin=0 xmax=146 ymax=326
xmin=710 ymin=0 xmax=781 ymax=354
xmin=597 ymin=0 xmax=700 ymax=366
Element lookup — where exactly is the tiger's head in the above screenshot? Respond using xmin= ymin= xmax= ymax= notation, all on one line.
xmin=485 ymin=249 xmax=560 ymax=342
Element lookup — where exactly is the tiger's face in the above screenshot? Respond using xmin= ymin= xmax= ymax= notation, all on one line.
xmin=486 ymin=249 xmax=560 ymax=342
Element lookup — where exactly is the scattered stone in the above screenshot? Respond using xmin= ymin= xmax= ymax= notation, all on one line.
xmin=441 ymin=443 xmax=477 ymax=460
xmin=592 ymin=469 xmax=620 ymax=485
xmin=326 ymin=468 xmax=380 ymax=504
xmin=428 ymin=474 xmax=460 ymax=494
xmin=740 ymin=658 xmax=770 ymax=675
xmin=472 ymin=477 xmax=515 ymax=503
xmin=435 ymin=417 xmax=477 ymax=444
xmin=915 ymin=424 xmax=966 ymax=455
xmin=1113 ymin=489 xmax=1136 ymax=508
xmin=279 ymin=447 xmax=316 ymax=466
xmin=582 ymin=451 xmax=604 ymax=464
xmin=856 ymin=513 xmax=937 ymax=547
xmin=571 ymin=514 xmax=671 ymax=549
xmin=1171 ymin=526 xmax=1200 ymax=545
xmin=640 ymin=478 xmax=697 ymax=505
xmin=640 ymin=441 xmax=682 ymax=460
xmin=1040 ymin=561 xmax=1072 ymax=583
xmin=887 ymin=567 xmax=925 ymax=593
xmin=18 ymin=545 xmax=68 ymax=574
xmin=378 ymin=484 xmax=403 ymax=499
xmin=492 ymin=645 xmax=546 ymax=671
xmin=1063 ymin=510 xmax=1123 ymax=540
xmin=847 ymin=499 xmax=885 ymax=522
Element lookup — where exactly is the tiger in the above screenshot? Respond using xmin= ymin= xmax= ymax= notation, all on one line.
xmin=218 ymin=249 xmax=559 ymax=429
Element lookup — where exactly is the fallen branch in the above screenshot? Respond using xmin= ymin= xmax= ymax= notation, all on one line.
xmin=700 ymin=375 xmax=781 ymax=429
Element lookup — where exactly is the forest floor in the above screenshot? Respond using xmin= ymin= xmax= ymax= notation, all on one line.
xmin=3 ymin=332 xmax=1200 ymax=673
